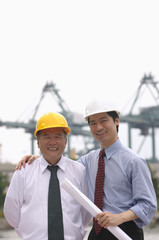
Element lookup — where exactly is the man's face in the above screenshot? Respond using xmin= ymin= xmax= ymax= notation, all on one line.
xmin=37 ymin=128 xmax=67 ymax=165
xmin=89 ymin=112 xmax=119 ymax=149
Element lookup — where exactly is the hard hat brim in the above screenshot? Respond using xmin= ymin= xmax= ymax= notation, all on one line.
xmin=34 ymin=126 xmax=71 ymax=138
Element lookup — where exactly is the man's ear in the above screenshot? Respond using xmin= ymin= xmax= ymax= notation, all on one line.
xmin=65 ymin=137 xmax=67 ymax=147
xmin=115 ymin=117 xmax=120 ymax=126
xmin=37 ymin=139 xmax=40 ymax=149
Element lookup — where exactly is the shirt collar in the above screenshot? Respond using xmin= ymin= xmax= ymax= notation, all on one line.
xmin=40 ymin=155 xmax=66 ymax=173
xmin=105 ymin=138 xmax=122 ymax=160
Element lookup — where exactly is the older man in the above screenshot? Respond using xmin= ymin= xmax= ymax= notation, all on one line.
xmin=4 ymin=112 xmax=91 ymax=240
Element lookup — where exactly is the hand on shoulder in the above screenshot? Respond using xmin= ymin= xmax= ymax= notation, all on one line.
xmin=15 ymin=155 xmax=40 ymax=170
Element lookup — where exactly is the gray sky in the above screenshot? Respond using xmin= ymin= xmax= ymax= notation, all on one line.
xmin=0 ymin=0 xmax=159 ymax=163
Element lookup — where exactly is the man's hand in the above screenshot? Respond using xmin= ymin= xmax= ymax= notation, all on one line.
xmin=15 ymin=155 xmax=40 ymax=170
xmin=95 ymin=210 xmax=138 ymax=228
xmin=95 ymin=212 xmax=124 ymax=228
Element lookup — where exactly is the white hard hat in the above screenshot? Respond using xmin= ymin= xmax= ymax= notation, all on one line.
xmin=84 ymin=98 xmax=120 ymax=121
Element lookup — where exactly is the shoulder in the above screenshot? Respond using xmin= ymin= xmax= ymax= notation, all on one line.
xmin=15 ymin=157 xmax=41 ymax=177
xmin=62 ymin=157 xmax=88 ymax=189
xmin=78 ymin=149 xmax=99 ymax=165
xmin=64 ymin=156 xmax=86 ymax=171
xmin=120 ymin=145 xmax=142 ymax=160
xmin=120 ymin=145 xmax=148 ymax=171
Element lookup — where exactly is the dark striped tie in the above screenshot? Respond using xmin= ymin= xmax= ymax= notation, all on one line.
xmin=93 ymin=149 xmax=105 ymax=235
xmin=47 ymin=165 xmax=64 ymax=240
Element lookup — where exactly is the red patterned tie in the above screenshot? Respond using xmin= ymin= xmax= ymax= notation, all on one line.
xmin=93 ymin=149 xmax=105 ymax=235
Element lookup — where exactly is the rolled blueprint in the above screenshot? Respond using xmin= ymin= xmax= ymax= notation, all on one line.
xmin=61 ymin=178 xmax=132 ymax=240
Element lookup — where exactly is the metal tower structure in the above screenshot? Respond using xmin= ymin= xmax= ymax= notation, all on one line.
xmin=120 ymin=73 xmax=159 ymax=162
xmin=0 ymin=81 xmax=97 ymax=158
xmin=1 ymin=76 xmax=158 ymax=161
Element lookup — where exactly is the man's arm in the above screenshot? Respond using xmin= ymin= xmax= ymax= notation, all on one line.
xmin=96 ymin=159 xmax=157 ymax=229
xmin=80 ymin=168 xmax=92 ymax=228
xmin=95 ymin=210 xmax=138 ymax=228
xmin=3 ymin=170 xmax=24 ymax=229
xmin=15 ymin=155 xmax=40 ymax=170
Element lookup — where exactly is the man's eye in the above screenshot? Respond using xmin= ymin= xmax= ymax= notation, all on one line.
xmin=44 ymin=136 xmax=50 ymax=139
xmin=55 ymin=135 xmax=61 ymax=139
xmin=101 ymin=119 xmax=107 ymax=122
xmin=90 ymin=122 xmax=96 ymax=126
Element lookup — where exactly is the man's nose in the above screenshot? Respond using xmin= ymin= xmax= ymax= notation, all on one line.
xmin=96 ymin=122 xmax=103 ymax=130
xmin=48 ymin=137 xmax=56 ymax=144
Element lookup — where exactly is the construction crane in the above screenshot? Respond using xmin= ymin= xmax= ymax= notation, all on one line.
xmin=0 ymin=82 xmax=96 ymax=158
xmin=1 ymin=76 xmax=159 ymax=162
xmin=120 ymin=73 xmax=159 ymax=162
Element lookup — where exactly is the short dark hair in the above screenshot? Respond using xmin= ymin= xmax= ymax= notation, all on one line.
xmin=107 ymin=111 xmax=119 ymax=132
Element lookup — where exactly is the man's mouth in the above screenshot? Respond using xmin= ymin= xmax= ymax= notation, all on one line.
xmin=48 ymin=147 xmax=58 ymax=151
xmin=96 ymin=132 xmax=106 ymax=136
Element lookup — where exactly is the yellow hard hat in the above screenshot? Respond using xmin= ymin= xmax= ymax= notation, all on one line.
xmin=34 ymin=112 xmax=71 ymax=137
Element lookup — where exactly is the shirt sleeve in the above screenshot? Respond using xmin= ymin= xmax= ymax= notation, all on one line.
xmin=3 ymin=169 xmax=24 ymax=231
xmin=78 ymin=155 xmax=86 ymax=166
xmin=79 ymin=167 xmax=92 ymax=231
xmin=129 ymin=158 xmax=157 ymax=227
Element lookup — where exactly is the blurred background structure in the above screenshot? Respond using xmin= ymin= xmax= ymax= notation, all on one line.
xmin=0 ymin=73 xmax=159 ymax=162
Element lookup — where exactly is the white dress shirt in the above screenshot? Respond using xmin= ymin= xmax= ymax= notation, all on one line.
xmin=4 ymin=155 xmax=91 ymax=240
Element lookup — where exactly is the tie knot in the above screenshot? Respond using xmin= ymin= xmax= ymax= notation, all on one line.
xmin=99 ymin=149 xmax=105 ymax=158
xmin=47 ymin=165 xmax=58 ymax=173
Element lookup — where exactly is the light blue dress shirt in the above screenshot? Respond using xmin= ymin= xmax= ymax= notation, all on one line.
xmin=78 ymin=139 xmax=157 ymax=228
